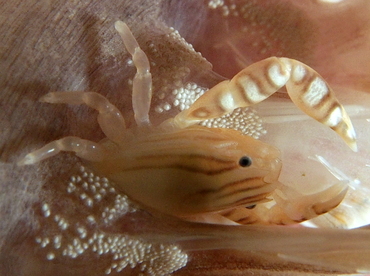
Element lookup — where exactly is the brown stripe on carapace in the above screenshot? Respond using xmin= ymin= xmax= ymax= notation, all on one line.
xmin=190 ymin=133 xmax=237 ymax=143
xmin=126 ymin=153 xmax=239 ymax=175
xmin=195 ymin=177 xmax=265 ymax=200
xmin=213 ymin=191 xmax=271 ymax=210
xmin=215 ymin=177 xmax=266 ymax=199
xmin=136 ymin=130 xmax=234 ymax=146
xmin=136 ymin=153 xmax=235 ymax=164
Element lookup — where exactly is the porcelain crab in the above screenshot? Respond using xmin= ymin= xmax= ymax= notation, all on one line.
xmin=18 ymin=21 xmax=357 ymax=225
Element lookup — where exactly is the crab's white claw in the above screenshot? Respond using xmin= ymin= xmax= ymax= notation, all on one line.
xmin=173 ymin=57 xmax=357 ymax=151
xmin=279 ymin=58 xmax=357 ymax=152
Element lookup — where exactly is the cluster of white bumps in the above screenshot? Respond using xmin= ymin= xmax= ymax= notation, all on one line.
xmin=35 ymin=166 xmax=188 ymax=275
xmin=208 ymin=0 xmax=225 ymax=9
xmin=147 ymin=24 xmax=267 ymax=139
xmin=172 ymin=83 xmax=206 ymax=111
xmin=208 ymin=0 xmax=236 ymax=17
xmin=200 ymin=107 xmax=267 ymax=139
xmin=155 ymin=79 xmax=266 ymax=139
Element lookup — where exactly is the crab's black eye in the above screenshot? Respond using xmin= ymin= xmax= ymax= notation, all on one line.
xmin=239 ymin=156 xmax=252 ymax=167
xmin=246 ymin=204 xmax=256 ymax=209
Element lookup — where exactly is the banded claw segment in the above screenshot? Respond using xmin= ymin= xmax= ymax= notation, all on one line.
xmin=173 ymin=57 xmax=357 ymax=151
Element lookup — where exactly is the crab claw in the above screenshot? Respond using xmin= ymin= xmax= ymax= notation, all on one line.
xmin=273 ymin=182 xmax=348 ymax=223
xmin=172 ymin=57 xmax=357 ymax=151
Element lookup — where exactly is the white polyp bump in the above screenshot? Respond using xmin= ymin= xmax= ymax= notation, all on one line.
xmin=238 ymin=75 xmax=265 ymax=103
xmin=87 ymin=215 xmax=96 ymax=224
xmin=46 ymin=252 xmax=55 ymax=260
xmin=292 ymin=64 xmax=306 ymax=82
xmin=325 ymin=106 xmax=342 ymax=127
xmin=54 ymin=236 xmax=62 ymax=249
xmin=268 ymin=63 xmax=289 ymax=87
xmin=163 ymin=103 xmax=172 ymax=111
xmin=219 ymin=92 xmax=235 ymax=112
xmin=42 ymin=203 xmax=51 ymax=217
xmin=303 ymin=77 xmax=328 ymax=106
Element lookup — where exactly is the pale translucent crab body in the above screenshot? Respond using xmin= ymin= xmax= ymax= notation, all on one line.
xmin=19 ymin=21 xmax=357 ymax=225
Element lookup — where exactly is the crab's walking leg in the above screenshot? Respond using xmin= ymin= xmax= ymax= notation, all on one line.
xmin=173 ymin=57 xmax=357 ymax=151
xmin=18 ymin=136 xmax=106 ymax=165
xmin=115 ymin=21 xmax=152 ymax=126
xmin=18 ymin=91 xmax=125 ymax=165
xmin=39 ymin=91 xmax=126 ymax=144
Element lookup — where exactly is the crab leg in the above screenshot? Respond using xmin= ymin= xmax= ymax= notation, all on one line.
xmin=115 ymin=20 xmax=152 ymax=127
xmin=17 ymin=91 xmax=127 ymax=165
xmin=173 ymin=57 xmax=357 ymax=151
xmin=39 ymin=91 xmax=126 ymax=143
xmin=17 ymin=136 xmax=106 ymax=165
